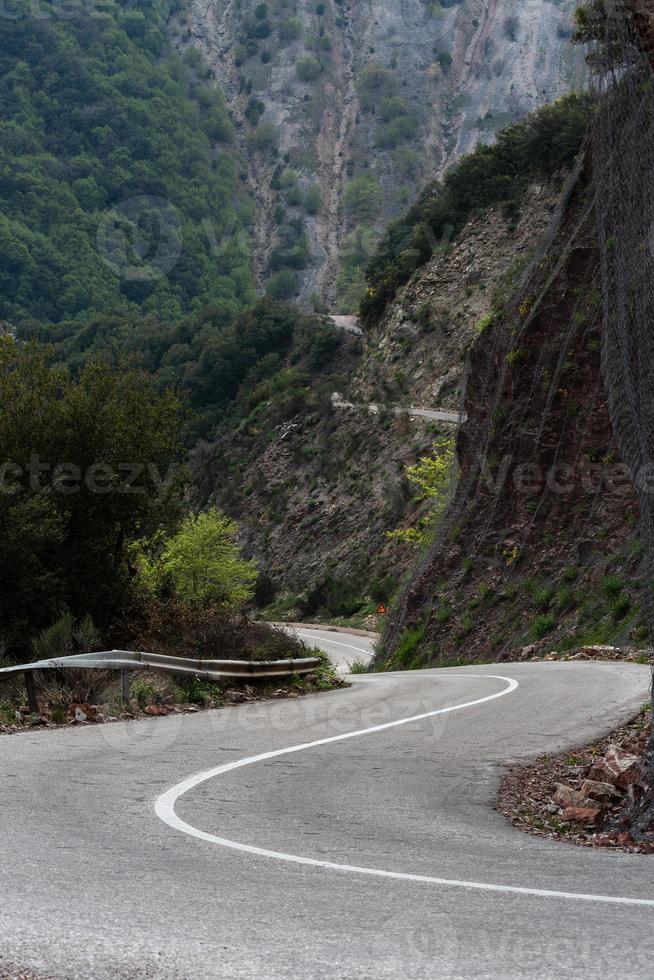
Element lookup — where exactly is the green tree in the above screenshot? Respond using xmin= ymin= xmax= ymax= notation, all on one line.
xmin=304 ymin=184 xmax=322 ymax=215
xmin=137 ymin=508 xmax=257 ymax=606
xmin=344 ymin=174 xmax=383 ymax=223
xmin=388 ymin=440 xmax=456 ymax=547
xmin=280 ymin=16 xmax=303 ymax=41
xmin=296 ymin=55 xmax=322 ymax=82
xmin=0 ymin=337 xmax=186 ymax=656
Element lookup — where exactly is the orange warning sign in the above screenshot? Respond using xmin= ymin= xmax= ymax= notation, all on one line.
xmin=377 ymin=604 xmax=388 ymax=615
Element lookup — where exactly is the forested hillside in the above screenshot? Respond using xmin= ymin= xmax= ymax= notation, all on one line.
xmin=21 ymin=299 xmax=346 ymax=443
xmin=0 ymin=0 xmax=254 ymax=324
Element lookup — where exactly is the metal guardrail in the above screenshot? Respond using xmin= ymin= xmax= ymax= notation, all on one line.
xmin=0 ymin=650 xmax=323 ymax=713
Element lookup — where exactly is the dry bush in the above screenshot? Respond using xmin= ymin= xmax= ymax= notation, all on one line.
xmin=113 ymin=599 xmax=307 ymax=663
xmin=40 ymin=668 xmax=116 ymax=707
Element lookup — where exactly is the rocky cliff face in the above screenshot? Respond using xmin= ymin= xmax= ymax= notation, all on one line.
xmin=175 ymin=0 xmax=584 ymax=308
xmin=355 ymin=181 xmax=563 ymax=414
xmin=378 ymin=163 xmax=647 ymax=668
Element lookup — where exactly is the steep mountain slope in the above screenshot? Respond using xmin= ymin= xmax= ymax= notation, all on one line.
xmin=355 ymin=181 xmax=563 ymax=414
xmin=192 ymin=172 xmax=570 ymax=620
xmin=378 ymin=158 xmax=646 ymax=668
xmin=178 ymin=0 xmax=585 ymax=307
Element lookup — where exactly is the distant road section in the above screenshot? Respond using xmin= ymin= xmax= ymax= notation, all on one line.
xmin=289 ymin=626 xmax=376 ymax=673
xmin=329 ymin=315 xmax=363 ymax=336
xmin=331 ymin=392 xmax=462 ymax=425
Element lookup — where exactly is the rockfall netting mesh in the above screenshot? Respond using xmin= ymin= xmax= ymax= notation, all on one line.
xmin=383 ymin=0 xmax=654 ymax=834
xmin=591 ymin=0 xmax=654 ymax=834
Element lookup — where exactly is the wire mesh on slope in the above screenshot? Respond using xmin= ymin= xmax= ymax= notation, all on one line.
xmin=382 ymin=0 xmax=654 ymax=837
xmin=591 ymin=0 xmax=654 ymax=834
xmin=383 ymin=151 xmax=603 ymax=657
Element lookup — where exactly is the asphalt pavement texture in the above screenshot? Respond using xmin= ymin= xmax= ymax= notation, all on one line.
xmin=2 ymin=629 xmax=653 ymax=979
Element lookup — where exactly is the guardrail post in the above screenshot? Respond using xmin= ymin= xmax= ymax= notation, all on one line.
xmin=24 ymin=671 xmax=39 ymax=714
xmin=121 ymin=669 xmax=130 ymax=703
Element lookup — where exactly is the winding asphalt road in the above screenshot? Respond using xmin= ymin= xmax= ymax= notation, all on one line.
xmin=1 ymin=630 xmax=653 ymax=979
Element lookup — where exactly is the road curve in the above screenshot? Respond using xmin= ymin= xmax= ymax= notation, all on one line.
xmin=1 ymin=633 xmax=653 ymax=979
xmin=292 ymin=626 xmax=377 ymax=672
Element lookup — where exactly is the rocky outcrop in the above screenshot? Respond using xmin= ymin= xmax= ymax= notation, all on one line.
xmin=499 ymin=709 xmax=654 ymax=852
xmin=354 ymin=181 xmax=563 ymax=412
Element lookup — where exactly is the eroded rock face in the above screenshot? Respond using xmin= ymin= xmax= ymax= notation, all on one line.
xmin=178 ymin=0 xmax=584 ymax=304
xmin=355 ymin=182 xmax=563 ymax=412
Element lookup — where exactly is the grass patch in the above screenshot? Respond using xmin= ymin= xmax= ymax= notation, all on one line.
xmin=387 ymin=626 xmax=425 ymax=670
xmin=175 ymin=677 xmax=224 ymax=705
xmin=531 ymin=614 xmax=556 ymax=640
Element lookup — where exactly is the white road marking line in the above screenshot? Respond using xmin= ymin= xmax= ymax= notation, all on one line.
xmin=154 ymin=674 xmax=654 ymax=909
xmin=294 ymin=630 xmax=373 ymax=656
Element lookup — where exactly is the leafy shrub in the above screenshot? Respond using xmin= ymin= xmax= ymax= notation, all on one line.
xmin=31 ymin=613 xmax=75 ymax=661
xmin=300 ymin=577 xmax=365 ymax=619
xmin=611 ymin=595 xmax=632 ymax=621
xmin=176 ymin=677 xmax=223 ymax=705
xmin=531 ymin=614 xmax=556 ymax=639
xmin=393 ymin=627 xmax=425 ymax=668
xmin=131 ymin=680 xmax=161 ymax=710
xmin=370 ymin=573 xmax=397 ymax=605
xmin=280 ymin=16 xmax=302 ymax=41
xmin=376 ymin=114 xmax=419 ymax=148
xmin=304 ymin=185 xmax=322 ymax=215
xmin=437 ymin=50 xmax=453 ymax=72
xmin=356 ymin=65 xmax=398 ymax=111
xmin=119 ymin=599 xmax=306 ymax=663
xmin=475 ymin=313 xmax=495 ymax=334
xmin=602 ymin=574 xmax=624 ymax=599
xmin=135 ymin=509 xmax=257 ymax=607
xmin=388 ymin=439 xmax=456 ymax=547
xmin=555 ymin=585 xmax=576 ymax=612
xmin=247 ymin=121 xmax=280 ymax=152
xmin=380 ymin=97 xmax=410 ymax=122
xmin=296 ymin=55 xmax=322 ymax=82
